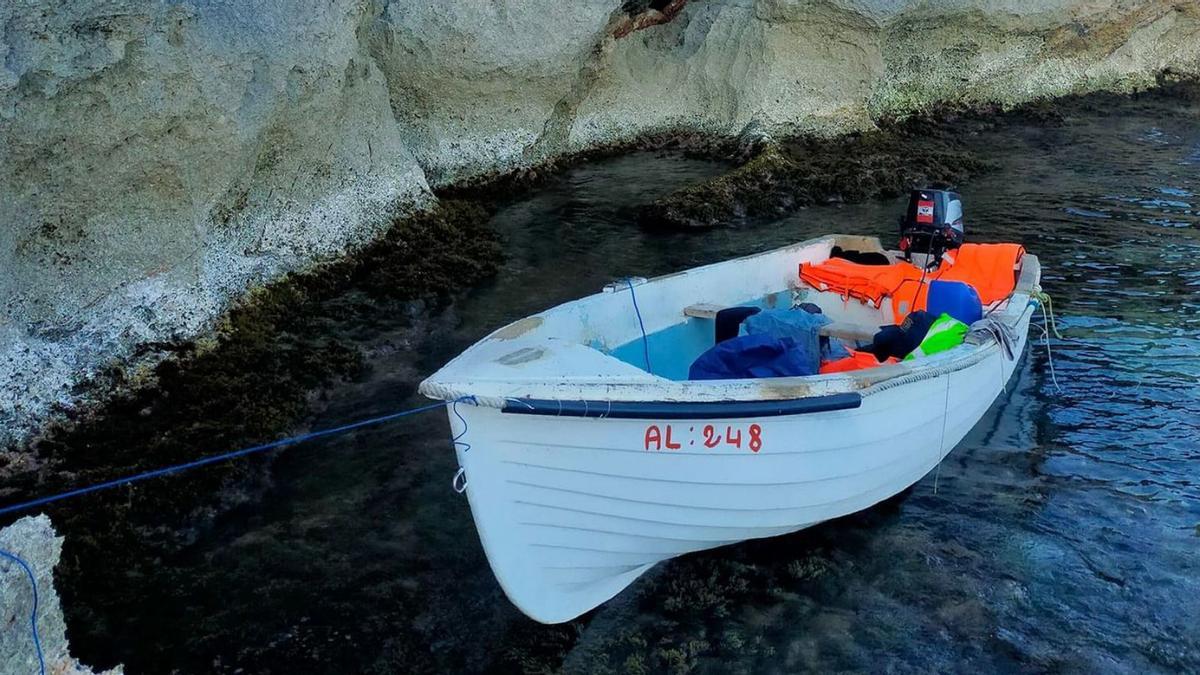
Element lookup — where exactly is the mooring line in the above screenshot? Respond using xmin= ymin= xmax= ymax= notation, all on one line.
xmin=0 ymin=397 xmax=472 ymax=518
xmin=0 ymin=395 xmax=475 ymax=674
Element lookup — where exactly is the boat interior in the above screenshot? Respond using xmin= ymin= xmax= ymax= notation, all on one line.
xmin=601 ymin=234 xmax=1037 ymax=381
xmin=607 ymin=287 xmax=822 ymax=381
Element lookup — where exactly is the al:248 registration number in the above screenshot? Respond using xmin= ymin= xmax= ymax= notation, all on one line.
xmin=643 ymin=423 xmax=763 ymax=453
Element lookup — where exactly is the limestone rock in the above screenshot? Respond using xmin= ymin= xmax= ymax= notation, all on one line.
xmin=0 ymin=515 xmax=122 ymax=674
xmin=0 ymin=0 xmax=433 ymax=446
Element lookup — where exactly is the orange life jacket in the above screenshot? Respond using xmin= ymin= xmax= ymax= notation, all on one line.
xmin=819 ymin=350 xmax=899 ymax=374
xmin=798 ymin=257 xmax=924 ymax=309
xmin=935 ymin=243 xmax=1025 ymax=305
xmin=798 ymin=257 xmax=930 ymax=323
xmin=799 ymin=243 xmax=1025 ymax=324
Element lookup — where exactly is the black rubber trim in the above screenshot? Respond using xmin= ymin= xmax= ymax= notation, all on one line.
xmin=501 ymin=392 xmax=862 ymax=419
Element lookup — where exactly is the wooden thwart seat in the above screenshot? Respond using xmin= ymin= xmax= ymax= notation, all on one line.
xmin=817 ymin=322 xmax=876 ymax=343
xmin=681 ymin=303 xmax=724 ymax=320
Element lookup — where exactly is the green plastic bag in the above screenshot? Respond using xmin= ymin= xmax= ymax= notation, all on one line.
xmin=904 ymin=313 xmax=968 ymax=360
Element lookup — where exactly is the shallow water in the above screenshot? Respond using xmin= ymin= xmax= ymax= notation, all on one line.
xmin=68 ymin=96 xmax=1199 ymax=673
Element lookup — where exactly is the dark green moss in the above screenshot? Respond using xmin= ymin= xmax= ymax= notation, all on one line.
xmin=436 ymin=130 xmax=734 ymax=203
xmin=559 ymin=502 xmax=910 ymax=675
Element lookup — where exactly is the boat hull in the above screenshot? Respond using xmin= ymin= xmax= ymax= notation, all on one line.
xmin=446 ymin=310 xmax=1032 ymax=623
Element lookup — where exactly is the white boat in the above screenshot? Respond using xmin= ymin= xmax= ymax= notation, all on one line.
xmin=420 ymin=232 xmax=1041 ymax=623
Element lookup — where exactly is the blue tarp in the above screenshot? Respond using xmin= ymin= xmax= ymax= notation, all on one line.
xmin=745 ymin=308 xmax=850 ymax=361
xmin=688 ymin=334 xmax=816 ymax=380
xmin=745 ymin=308 xmax=825 ymax=359
xmin=689 ymin=308 xmax=848 ymax=380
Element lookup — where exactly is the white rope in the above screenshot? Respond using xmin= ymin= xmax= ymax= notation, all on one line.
xmin=934 ymin=374 xmax=950 ymax=495
xmin=1033 ymin=290 xmax=1064 ymax=339
xmin=1034 ymin=292 xmax=1064 ymax=394
xmin=998 ymin=352 xmax=1007 ymax=395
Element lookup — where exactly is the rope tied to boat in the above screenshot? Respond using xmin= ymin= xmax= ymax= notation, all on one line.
xmin=1031 ymin=289 xmax=1064 ymax=339
xmin=933 ymin=372 xmax=951 ymax=495
xmin=968 ymin=315 xmax=1019 ymax=361
xmin=624 ymin=277 xmax=654 ymax=375
xmin=0 ymin=396 xmax=475 ymax=518
xmin=450 ymin=396 xmax=479 ymax=493
xmin=1031 ymin=290 xmax=1064 ymax=393
xmin=0 ymin=395 xmax=476 ymax=669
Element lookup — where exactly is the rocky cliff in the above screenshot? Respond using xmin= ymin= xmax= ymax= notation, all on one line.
xmin=2 ymin=0 xmax=1198 ymax=444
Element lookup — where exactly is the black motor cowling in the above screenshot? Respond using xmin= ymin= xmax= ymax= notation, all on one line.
xmin=899 ymin=188 xmax=964 ymax=267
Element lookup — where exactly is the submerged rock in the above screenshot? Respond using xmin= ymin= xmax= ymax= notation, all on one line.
xmin=0 ymin=515 xmax=122 ymax=674
xmin=638 ymin=146 xmax=802 ymax=229
xmin=638 ymin=109 xmax=999 ymax=229
xmin=2 ymin=0 xmax=1199 ymax=444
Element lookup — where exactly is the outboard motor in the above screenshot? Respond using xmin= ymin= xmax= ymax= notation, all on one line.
xmin=899 ymin=188 xmax=964 ymax=268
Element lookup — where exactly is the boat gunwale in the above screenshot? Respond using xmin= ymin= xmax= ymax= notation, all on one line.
xmin=499 ymin=391 xmax=863 ymax=419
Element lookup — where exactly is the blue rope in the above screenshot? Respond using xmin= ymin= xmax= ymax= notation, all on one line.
xmin=0 ymin=397 xmax=472 ymax=518
xmin=0 ymin=548 xmax=45 ymax=675
xmin=626 ymin=278 xmax=653 ymax=374
xmin=450 ymin=397 xmax=472 ymax=453
xmin=0 ymin=396 xmax=475 ymax=675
